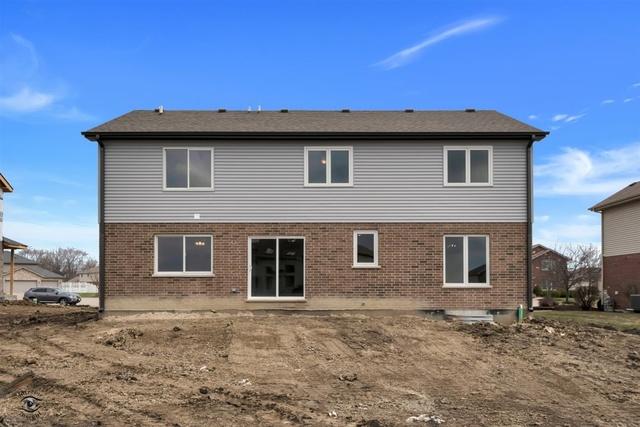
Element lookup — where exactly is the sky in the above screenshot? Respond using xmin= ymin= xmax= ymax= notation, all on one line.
xmin=0 ymin=0 xmax=639 ymax=259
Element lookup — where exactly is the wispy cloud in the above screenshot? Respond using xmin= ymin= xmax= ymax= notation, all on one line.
xmin=551 ymin=113 xmax=586 ymax=124
xmin=375 ymin=17 xmax=503 ymax=70
xmin=535 ymin=215 xmax=550 ymax=223
xmin=0 ymin=86 xmax=55 ymax=113
xmin=0 ymin=33 xmax=92 ymax=121
xmin=601 ymin=99 xmax=615 ymax=105
xmin=632 ymin=82 xmax=640 ymax=88
xmin=528 ymin=114 xmax=538 ymax=120
xmin=4 ymin=220 xmax=98 ymax=258
xmin=51 ymin=106 xmax=96 ymax=122
xmin=534 ymin=214 xmax=600 ymax=248
xmin=623 ymin=98 xmax=633 ymax=103
xmin=535 ymin=142 xmax=640 ymax=196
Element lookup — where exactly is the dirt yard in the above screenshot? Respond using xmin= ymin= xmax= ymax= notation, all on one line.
xmin=0 ymin=303 xmax=639 ymax=426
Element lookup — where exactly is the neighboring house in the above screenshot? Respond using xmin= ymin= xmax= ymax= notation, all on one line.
xmin=0 ymin=173 xmax=29 ymax=298
xmin=531 ymin=244 xmax=570 ymax=292
xmin=82 ymin=109 xmax=547 ymax=315
xmin=69 ymin=266 xmax=99 ymax=283
xmin=590 ymin=181 xmax=640 ymax=309
xmin=2 ymin=252 xmax=64 ymax=298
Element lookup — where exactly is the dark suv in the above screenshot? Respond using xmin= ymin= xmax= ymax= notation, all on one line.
xmin=23 ymin=288 xmax=81 ymax=305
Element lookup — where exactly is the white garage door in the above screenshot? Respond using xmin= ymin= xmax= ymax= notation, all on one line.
xmin=12 ymin=281 xmax=39 ymax=299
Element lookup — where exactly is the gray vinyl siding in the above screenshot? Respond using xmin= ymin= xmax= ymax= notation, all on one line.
xmin=103 ymin=140 xmax=528 ymax=223
xmin=602 ymin=200 xmax=640 ymax=257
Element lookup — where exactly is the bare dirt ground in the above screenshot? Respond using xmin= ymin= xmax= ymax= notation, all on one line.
xmin=0 ymin=302 xmax=639 ymax=426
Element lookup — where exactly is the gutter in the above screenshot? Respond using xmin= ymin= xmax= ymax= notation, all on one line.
xmin=98 ymin=140 xmax=105 ymax=314
xmin=82 ymin=131 xmax=549 ymax=141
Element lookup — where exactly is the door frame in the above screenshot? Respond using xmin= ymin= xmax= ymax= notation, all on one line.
xmin=247 ymin=236 xmax=306 ymax=301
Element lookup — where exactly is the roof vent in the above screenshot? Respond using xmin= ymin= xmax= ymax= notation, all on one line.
xmin=280 ymin=109 xmax=289 ymax=113
xmin=404 ymin=109 xmax=414 ymax=113
xmin=465 ymin=108 xmax=476 ymax=112
xmin=341 ymin=109 xmax=350 ymax=113
xmin=155 ymin=105 xmax=164 ymax=114
xmin=218 ymin=108 xmax=226 ymax=113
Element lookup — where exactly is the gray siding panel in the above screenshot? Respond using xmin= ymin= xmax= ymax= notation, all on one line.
xmin=603 ymin=200 xmax=640 ymax=256
xmin=104 ymin=140 xmax=527 ymax=222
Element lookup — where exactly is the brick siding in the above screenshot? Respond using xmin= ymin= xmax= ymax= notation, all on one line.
xmin=104 ymin=222 xmax=527 ymax=309
xmin=603 ymin=252 xmax=640 ymax=309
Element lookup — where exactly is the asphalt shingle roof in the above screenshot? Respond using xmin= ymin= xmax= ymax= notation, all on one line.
xmin=83 ymin=110 xmax=547 ymax=137
xmin=590 ymin=181 xmax=640 ymax=211
xmin=2 ymin=253 xmax=64 ymax=279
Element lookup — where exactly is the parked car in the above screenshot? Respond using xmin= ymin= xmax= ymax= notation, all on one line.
xmin=23 ymin=288 xmax=81 ymax=305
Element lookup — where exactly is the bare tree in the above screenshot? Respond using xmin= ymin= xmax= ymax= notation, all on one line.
xmin=19 ymin=247 xmax=97 ymax=281
xmin=557 ymin=244 xmax=601 ymax=307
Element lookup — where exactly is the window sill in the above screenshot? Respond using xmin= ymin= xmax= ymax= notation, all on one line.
xmin=352 ymin=265 xmax=381 ymax=269
xmin=442 ymin=284 xmax=491 ymax=289
xmin=304 ymin=184 xmax=354 ymax=188
xmin=246 ymin=297 xmax=307 ymax=303
xmin=153 ymin=273 xmax=215 ymax=278
xmin=162 ymin=188 xmax=215 ymax=192
xmin=443 ymin=183 xmax=493 ymax=187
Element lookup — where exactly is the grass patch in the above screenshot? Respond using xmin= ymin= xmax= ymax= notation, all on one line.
xmin=78 ymin=293 xmax=98 ymax=298
xmin=535 ymin=310 xmax=640 ymax=333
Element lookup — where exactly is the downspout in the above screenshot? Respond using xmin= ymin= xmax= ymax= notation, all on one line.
xmin=98 ymin=140 xmax=105 ymax=314
xmin=526 ymin=138 xmax=534 ymax=312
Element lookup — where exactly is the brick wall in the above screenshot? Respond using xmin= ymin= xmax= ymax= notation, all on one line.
xmin=532 ymin=252 xmax=567 ymax=291
xmin=104 ymin=222 xmax=527 ymax=309
xmin=603 ymin=252 xmax=640 ymax=309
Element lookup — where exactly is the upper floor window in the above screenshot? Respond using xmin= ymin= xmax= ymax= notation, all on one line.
xmin=164 ymin=148 xmax=213 ymax=190
xmin=304 ymin=146 xmax=353 ymax=186
xmin=541 ymin=259 xmax=555 ymax=271
xmin=444 ymin=146 xmax=492 ymax=186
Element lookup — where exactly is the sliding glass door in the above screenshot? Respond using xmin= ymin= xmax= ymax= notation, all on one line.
xmin=249 ymin=237 xmax=304 ymax=299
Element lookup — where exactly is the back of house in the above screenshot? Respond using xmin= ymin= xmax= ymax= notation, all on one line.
xmin=590 ymin=181 xmax=640 ymax=309
xmin=83 ymin=109 xmax=547 ymax=318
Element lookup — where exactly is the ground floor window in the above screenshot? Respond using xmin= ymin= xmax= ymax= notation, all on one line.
xmin=353 ymin=231 xmax=378 ymax=267
xmin=155 ymin=235 xmax=213 ymax=276
xmin=443 ymin=235 xmax=489 ymax=286
xmin=249 ymin=237 xmax=304 ymax=299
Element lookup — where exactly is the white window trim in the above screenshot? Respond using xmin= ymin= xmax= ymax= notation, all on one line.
xmin=153 ymin=234 xmax=214 ymax=277
xmin=247 ymin=236 xmax=306 ymax=301
xmin=443 ymin=146 xmax=493 ymax=187
xmin=304 ymin=146 xmax=353 ymax=187
xmin=163 ymin=147 xmax=214 ymax=191
xmin=442 ymin=234 xmax=490 ymax=288
xmin=353 ymin=230 xmax=379 ymax=268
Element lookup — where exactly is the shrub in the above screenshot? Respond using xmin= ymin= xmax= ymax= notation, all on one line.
xmin=574 ymin=285 xmax=599 ymax=310
xmin=539 ymin=297 xmax=556 ymax=308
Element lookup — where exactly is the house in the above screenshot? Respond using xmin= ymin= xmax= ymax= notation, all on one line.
xmin=2 ymin=252 xmax=64 ymax=298
xmin=82 ymin=109 xmax=548 ymax=316
xmin=590 ymin=181 xmax=640 ymax=309
xmin=1 ymin=173 xmax=29 ymax=298
xmin=69 ymin=266 xmax=99 ymax=283
xmin=531 ymin=244 xmax=570 ymax=292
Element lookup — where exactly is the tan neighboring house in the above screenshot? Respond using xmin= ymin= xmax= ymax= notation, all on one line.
xmin=2 ymin=252 xmax=64 ymax=298
xmin=590 ymin=181 xmax=640 ymax=309
xmin=69 ymin=266 xmax=99 ymax=283
xmin=1 ymin=173 xmax=29 ymax=298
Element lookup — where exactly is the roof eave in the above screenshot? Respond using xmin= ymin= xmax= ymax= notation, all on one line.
xmin=589 ymin=195 xmax=640 ymax=212
xmin=0 ymin=173 xmax=14 ymax=192
xmin=82 ymin=130 xmax=549 ymax=141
